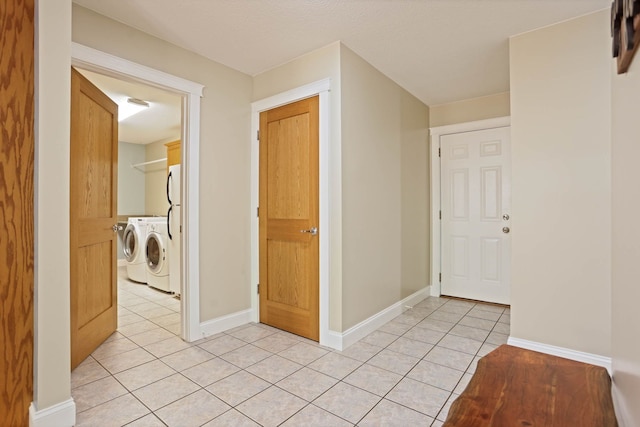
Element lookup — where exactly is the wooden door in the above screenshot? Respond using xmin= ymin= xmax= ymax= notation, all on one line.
xmin=0 ymin=0 xmax=34 ymax=423
xmin=259 ymin=96 xmax=319 ymax=341
xmin=70 ymin=68 xmax=119 ymax=369
xmin=440 ymin=127 xmax=511 ymax=304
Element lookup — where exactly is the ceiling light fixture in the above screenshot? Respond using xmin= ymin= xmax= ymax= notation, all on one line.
xmin=118 ymin=97 xmax=150 ymax=122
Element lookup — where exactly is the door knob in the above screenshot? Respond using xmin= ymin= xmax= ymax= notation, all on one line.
xmin=300 ymin=227 xmax=318 ymax=235
xmin=112 ymin=224 xmax=118 ymax=232
xmin=502 ymin=227 xmax=510 ymax=234
xmin=502 ymin=214 xmax=510 ymax=221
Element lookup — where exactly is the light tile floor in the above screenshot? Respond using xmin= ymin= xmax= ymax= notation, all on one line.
xmin=72 ymin=267 xmax=510 ymax=426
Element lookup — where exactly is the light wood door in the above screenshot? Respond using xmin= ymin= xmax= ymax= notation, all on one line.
xmin=70 ymin=68 xmax=119 ymax=369
xmin=259 ymin=96 xmax=319 ymax=341
xmin=0 ymin=0 xmax=34 ymax=423
xmin=440 ymin=127 xmax=511 ymax=304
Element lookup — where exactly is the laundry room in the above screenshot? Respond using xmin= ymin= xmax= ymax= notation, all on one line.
xmin=76 ymin=68 xmax=184 ymax=333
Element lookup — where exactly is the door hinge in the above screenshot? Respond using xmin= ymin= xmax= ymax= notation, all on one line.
xmin=257 ymin=206 xmax=259 ymax=217
xmin=257 ymin=130 xmax=260 ymax=141
xmin=438 ymin=148 xmax=441 ymax=157
xmin=439 ymin=210 xmax=442 ymax=220
xmin=439 ymin=272 xmax=442 ymax=282
xmin=257 ymin=284 xmax=260 ymax=294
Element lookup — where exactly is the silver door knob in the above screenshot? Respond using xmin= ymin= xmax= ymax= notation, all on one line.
xmin=502 ymin=214 xmax=510 ymax=221
xmin=300 ymin=227 xmax=318 ymax=235
xmin=502 ymin=227 xmax=510 ymax=234
xmin=112 ymin=224 xmax=118 ymax=232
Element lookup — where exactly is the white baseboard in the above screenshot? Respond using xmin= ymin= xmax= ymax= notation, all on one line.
xmin=611 ymin=382 xmax=631 ymax=427
xmin=507 ymin=336 xmax=612 ymax=374
xmin=29 ymin=399 xmax=76 ymax=427
xmin=199 ymin=309 xmax=253 ymax=339
xmin=203 ymin=288 xmax=430 ymax=351
xmin=339 ymin=286 xmax=431 ymax=351
xmin=322 ymin=329 xmax=344 ymax=351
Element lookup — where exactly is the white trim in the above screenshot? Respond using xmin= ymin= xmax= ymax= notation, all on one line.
xmin=251 ymin=79 xmax=331 ymax=112
xmin=29 ymin=399 xmax=75 ymax=427
xmin=507 ymin=337 xmax=612 ymax=374
xmin=339 ymin=287 xmax=431 ymax=350
xmin=71 ymin=43 xmax=204 ymax=342
xmin=117 ymin=259 xmax=127 ymax=267
xmin=250 ymin=79 xmax=335 ymax=347
xmin=199 ymin=309 xmax=253 ymax=338
xmin=71 ymin=44 xmax=203 ymax=96
xmin=612 ymin=383 xmax=631 ymax=427
xmin=430 ymin=117 xmax=511 ymax=137
xmin=428 ymin=117 xmax=511 ymax=297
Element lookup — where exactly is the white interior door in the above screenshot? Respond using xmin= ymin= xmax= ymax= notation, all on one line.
xmin=440 ymin=126 xmax=511 ymax=304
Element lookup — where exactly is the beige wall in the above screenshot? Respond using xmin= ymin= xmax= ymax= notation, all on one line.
xmin=429 ymin=92 xmax=510 ymax=127
xmin=509 ymin=11 xmax=611 ymax=356
xmin=611 ymin=50 xmax=640 ymax=426
xmin=400 ymin=88 xmax=430 ymax=299
xmin=253 ymin=42 xmax=341 ymax=102
xmin=253 ymin=42 xmax=345 ymax=330
xmin=72 ymin=5 xmax=254 ymax=321
xmin=34 ymin=0 xmax=73 ymax=412
xmin=118 ymin=141 xmax=146 ymax=216
xmin=253 ymin=43 xmax=430 ymax=332
xmin=340 ymin=45 xmax=430 ymax=329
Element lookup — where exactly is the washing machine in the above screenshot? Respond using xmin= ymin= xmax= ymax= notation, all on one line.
xmin=145 ymin=220 xmax=171 ymax=292
xmin=123 ymin=217 xmax=151 ymax=283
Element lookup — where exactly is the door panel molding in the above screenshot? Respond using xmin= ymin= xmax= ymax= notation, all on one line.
xmin=250 ymin=79 xmax=334 ymax=348
xmin=71 ymin=43 xmax=204 ymax=341
xmin=429 ymin=117 xmax=510 ymax=297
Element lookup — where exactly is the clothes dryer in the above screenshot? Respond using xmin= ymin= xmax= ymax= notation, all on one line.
xmin=123 ymin=217 xmax=150 ymax=283
xmin=145 ymin=220 xmax=171 ymax=292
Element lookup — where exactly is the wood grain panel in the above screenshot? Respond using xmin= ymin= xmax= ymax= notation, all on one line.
xmin=267 ymin=114 xmax=310 ymax=219
xmin=267 ymin=240 xmax=310 ymax=309
xmin=0 ymin=0 xmax=35 ymax=424
xmin=77 ymin=89 xmax=114 ymax=219
xmin=77 ymin=241 xmax=114 ymax=327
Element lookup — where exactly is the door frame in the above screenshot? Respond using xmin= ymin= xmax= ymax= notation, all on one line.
xmin=71 ymin=43 xmax=204 ymax=341
xmin=429 ymin=116 xmax=510 ymax=297
xmin=250 ymin=79 xmax=332 ymax=347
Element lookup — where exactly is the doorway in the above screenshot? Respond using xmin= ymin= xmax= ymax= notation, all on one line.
xmin=71 ymin=42 xmax=204 ymax=343
xmin=430 ymin=117 xmax=511 ymax=305
xmin=74 ymin=67 xmax=183 ymax=349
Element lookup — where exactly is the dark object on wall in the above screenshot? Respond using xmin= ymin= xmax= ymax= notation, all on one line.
xmin=612 ymin=0 xmax=640 ymax=73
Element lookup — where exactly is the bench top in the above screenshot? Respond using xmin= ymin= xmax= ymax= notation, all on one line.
xmin=443 ymin=344 xmax=618 ymax=427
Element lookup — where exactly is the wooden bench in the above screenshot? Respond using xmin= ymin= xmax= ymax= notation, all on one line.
xmin=443 ymin=344 xmax=618 ymax=426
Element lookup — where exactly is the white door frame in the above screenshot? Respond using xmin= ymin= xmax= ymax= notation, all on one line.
xmin=250 ymin=79 xmax=333 ymax=347
xmin=429 ymin=116 xmax=510 ymax=297
xmin=71 ymin=43 xmax=204 ymax=341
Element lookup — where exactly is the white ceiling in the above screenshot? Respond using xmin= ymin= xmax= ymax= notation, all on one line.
xmin=74 ymin=0 xmax=610 ymax=106
xmin=78 ymin=69 xmax=182 ymax=144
